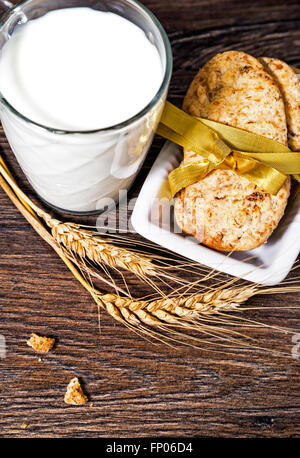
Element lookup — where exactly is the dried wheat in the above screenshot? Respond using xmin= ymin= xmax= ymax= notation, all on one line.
xmin=49 ymin=221 xmax=155 ymax=277
xmin=98 ymin=286 xmax=257 ymax=324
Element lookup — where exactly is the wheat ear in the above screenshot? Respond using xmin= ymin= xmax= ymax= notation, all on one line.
xmin=0 ymin=166 xmax=256 ymax=326
xmin=1 ymin=159 xmax=298 ymax=354
xmin=0 ymin=156 xmax=256 ymax=323
xmin=99 ymin=287 xmax=256 ymax=322
xmin=0 ymin=156 xmax=156 ymax=278
xmin=49 ymin=221 xmax=155 ymax=277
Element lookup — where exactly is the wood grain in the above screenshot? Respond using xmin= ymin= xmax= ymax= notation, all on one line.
xmin=1 ymin=0 xmax=300 ymax=438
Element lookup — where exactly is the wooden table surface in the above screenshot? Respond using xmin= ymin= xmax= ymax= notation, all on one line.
xmin=1 ymin=0 xmax=300 ymax=439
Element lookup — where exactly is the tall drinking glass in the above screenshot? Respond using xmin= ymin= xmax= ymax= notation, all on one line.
xmin=0 ymin=0 xmax=172 ymax=214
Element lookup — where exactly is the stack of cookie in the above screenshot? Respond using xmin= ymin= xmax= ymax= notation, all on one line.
xmin=175 ymin=51 xmax=300 ymax=251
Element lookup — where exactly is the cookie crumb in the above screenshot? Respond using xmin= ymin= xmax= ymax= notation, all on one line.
xmin=90 ymin=403 xmax=94 ymax=408
xmin=21 ymin=424 xmax=28 ymax=429
xmin=27 ymin=333 xmax=55 ymax=353
xmin=64 ymin=377 xmax=88 ymax=405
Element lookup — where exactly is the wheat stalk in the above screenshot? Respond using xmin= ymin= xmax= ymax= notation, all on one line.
xmin=0 ymin=155 xmax=208 ymax=294
xmin=95 ymin=286 xmax=300 ymax=354
xmin=0 ymin=158 xmax=257 ymax=333
xmin=94 ymin=288 xmax=259 ymax=348
xmin=50 ymin=221 xmax=155 ymax=277
xmin=0 ymin=153 xmax=299 ymax=354
xmin=0 ymin=156 xmax=157 ymax=279
xmin=92 ymin=287 xmax=297 ymax=353
xmin=100 ymin=287 xmax=256 ymax=319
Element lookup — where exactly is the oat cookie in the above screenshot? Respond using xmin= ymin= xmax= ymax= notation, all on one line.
xmin=260 ymin=57 xmax=300 ymax=151
xmin=175 ymin=51 xmax=290 ymax=251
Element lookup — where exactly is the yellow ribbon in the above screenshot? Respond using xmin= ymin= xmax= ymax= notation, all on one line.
xmin=156 ymin=102 xmax=300 ymax=197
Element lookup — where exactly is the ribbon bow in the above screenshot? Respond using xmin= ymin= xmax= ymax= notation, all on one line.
xmin=156 ymin=102 xmax=300 ymax=197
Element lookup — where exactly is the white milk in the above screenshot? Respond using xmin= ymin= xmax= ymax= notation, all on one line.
xmin=0 ymin=7 xmax=167 ymax=212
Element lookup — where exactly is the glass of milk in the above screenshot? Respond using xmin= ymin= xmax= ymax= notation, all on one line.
xmin=0 ymin=0 xmax=172 ymax=214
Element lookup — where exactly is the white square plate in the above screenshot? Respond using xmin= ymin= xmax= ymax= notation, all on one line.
xmin=131 ymin=141 xmax=300 ymax=285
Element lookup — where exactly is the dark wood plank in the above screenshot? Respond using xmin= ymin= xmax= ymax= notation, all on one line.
xmin=1 ymin=0 xmax=300 ymax=438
